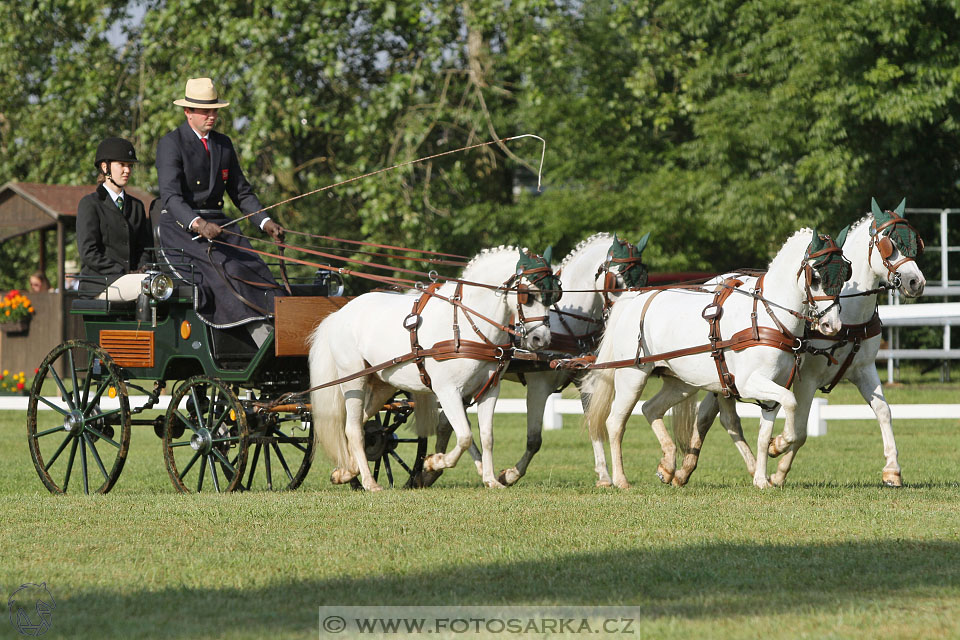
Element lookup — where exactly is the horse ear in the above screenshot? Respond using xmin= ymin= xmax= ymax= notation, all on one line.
xmin=835 ymin=225 xmax=850 ymax=248
xmin=871 ymin=198 xmax=890 ymax=224
xmin=542 ymin=245 xmax=554 ymax=265
xmin=809 ymin=229 xmax=825 ymax=253
xmin=635 ymin=232 xmax=650 ymax=254
xmin=895 ymin=198 xmax=906 ymax=216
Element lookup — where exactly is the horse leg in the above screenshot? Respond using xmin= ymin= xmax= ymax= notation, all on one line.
xmin=341 ymin=386 xmax=383 ymax=491
xmin=426 ymin=411 xmax=481 ymax=487
xmin=640 ymin=377 xmax=689 ymax=486
xmin=475 ymin=386 xmax=506 ymax=488
xmin=421 ymin=387 xmax=474 ymax=475
xmin=578 ymin=378 xmax=613 ymax=487
xmin=848 ymin=365 xmax=901 ymax=487
xmin=738 ymin=374 xmax=796 ymax=489
xmin=607 ymin=367 xmax=649 ymax=489
xmin=498 ymin=374 xmax=554 ymax=486
xmin=769 ymin=379 xmax=815 ymax=488
xmin=715 ymin=395 xmax=756 ymax=476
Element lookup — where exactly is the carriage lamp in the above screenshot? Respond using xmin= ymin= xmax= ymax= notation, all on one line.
xmin=141 ymin=272 xmax=174 ymax=301
xmin=313 ymin=270 xmax=344 ymax=296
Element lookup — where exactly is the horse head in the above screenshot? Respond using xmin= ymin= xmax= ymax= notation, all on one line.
xmin=869 ymin=197 xmax=926 ymax=297
xmin=596 ymin=233 xmax=651 ymax=306
xmin=798 ymin=230 xmax=851 ymax=336
xmin=509 ymin=247 xmax=560 ymax=350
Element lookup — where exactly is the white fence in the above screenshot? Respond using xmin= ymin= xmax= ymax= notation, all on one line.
xmin=5 ymin=394 xmax=958 ymax=438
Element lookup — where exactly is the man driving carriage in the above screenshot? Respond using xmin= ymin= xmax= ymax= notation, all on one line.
xmin=155 ymin=77 xmax=286 ymax=346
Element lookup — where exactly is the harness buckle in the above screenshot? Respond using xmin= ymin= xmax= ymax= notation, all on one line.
xmin=403 ymin=313 xmax=421 ymax=330
xmin=702 ymin=304 xmax=723 ymax=321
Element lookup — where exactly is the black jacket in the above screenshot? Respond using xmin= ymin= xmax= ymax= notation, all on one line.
xmin=155 ymin=121 xmax=266 ymax=230
xmin=76 ymin=185 xmax=152 ymax=295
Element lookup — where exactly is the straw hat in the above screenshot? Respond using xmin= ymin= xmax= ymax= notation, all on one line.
xmin=173 ymin=77 xmax=230 ymax=109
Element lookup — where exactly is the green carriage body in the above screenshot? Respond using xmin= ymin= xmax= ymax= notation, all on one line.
xmin=26 ymin=262 xmax=424 ymax=495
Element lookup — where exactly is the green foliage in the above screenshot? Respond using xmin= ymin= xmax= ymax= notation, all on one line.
xmin=2 ymin=0 xmax=960 ymax=282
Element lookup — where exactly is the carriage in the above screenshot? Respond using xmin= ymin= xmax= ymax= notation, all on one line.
xmin=25 ymin=250 xmax=428 ymax=495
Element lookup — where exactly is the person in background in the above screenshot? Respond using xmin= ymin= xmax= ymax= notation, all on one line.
xmin=76 ymin=137 xmax=153 ymax=300
xmin=154 ymin=77 xmax=284 ymax=346
xmin=29 ymin=271 xmax=50 ymax=293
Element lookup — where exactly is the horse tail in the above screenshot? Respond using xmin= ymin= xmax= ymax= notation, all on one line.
xmin=307 ymin=319 xmax=350 ymax=469
xmin=583 ymin=298 xmax=632 ymax=440
xmin=671 ymin=393 xmax=697 ymax=456
xmin=412 ymin=392 xmax=438 ymax=438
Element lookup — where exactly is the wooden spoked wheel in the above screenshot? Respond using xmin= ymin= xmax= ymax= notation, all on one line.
xmin=241 ymin=404 xmax=314 ymax=491
xmin=27 ymin=341 xmax=131 ymax=495
xmin=162 ymin=376 xmax=248 ymax=493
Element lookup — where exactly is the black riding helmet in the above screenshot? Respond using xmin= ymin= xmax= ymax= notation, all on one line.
xmin=94 ymin=137 xmax=138 ymax=172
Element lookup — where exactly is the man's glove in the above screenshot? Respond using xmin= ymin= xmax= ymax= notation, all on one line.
xmin=194 ymin=219 xmax=222 ymax=240
xmin=263 ymin=219 xmax=285 ymax=243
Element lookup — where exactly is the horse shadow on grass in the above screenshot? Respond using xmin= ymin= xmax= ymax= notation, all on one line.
xmin=56 ymin=540 xmax=960 ymax=638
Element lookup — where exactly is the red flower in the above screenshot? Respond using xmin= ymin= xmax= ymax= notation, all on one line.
xmin=16 ymin=382 xmax=23 ymax=391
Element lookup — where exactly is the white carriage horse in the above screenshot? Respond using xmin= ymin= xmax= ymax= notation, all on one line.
xmin=308 ymin=246 xmax=560 ymax=490
xmin=684 ymin=198 xmax=926 ymax=487
xmin=585 ymin=228 xmax=849 ymax=490
xmin=429 ymin=232 xmax=650 ymax=486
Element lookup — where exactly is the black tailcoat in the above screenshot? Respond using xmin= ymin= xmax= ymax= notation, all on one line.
xmin=155 ymin=122 xmax=282 ymax=327
xmin=76 ymin=185 xmax=152 ymax=296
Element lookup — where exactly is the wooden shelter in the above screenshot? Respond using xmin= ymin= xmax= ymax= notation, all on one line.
xmin=0 ymin=181 xmax=155 ymax=377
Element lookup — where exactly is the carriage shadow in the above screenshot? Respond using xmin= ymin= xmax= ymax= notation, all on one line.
xmin=60 ymin=540 xmax=960 ymax=637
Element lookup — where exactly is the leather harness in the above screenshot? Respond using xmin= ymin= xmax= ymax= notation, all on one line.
xmin=554 ymin=275 xmax=804 ymax=401
xmin=805 ymin=310 xmax=883 ymax=393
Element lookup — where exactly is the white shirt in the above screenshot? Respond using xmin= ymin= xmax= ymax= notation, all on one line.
xmin=102 ymin=182 xmax=125 ymax=210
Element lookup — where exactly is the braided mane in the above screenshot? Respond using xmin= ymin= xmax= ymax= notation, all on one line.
xmin=559 ymin=232 xmax=613 ymax=270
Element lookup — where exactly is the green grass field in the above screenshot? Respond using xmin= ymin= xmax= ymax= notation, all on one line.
xmin=2 ymin=376 xmax=959 ymax=639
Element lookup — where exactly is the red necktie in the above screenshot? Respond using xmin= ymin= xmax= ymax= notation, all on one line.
xmin=201 ymin=137 xmax=209 ymax=155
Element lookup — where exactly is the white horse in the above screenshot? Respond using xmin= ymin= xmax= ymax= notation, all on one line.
xmin=680 ymin=198 xmax=926 ymax=487
xmin=585 ymin=228 xmax=848 ymax=490
xmin=308 ymin=246 xmax=556 ymax=490
xmin=429 ymin=232 xmax=650 ymax=486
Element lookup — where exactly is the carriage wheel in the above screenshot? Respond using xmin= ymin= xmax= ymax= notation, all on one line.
xmin=241 ymin=406 xmax=314 ymax=491
xmin=162 ymin=376 xmax=248 ymax=493
xmin=354 ymin=393 xmax=427 ymax=489
xmin=27 ymin=340 xmax=131 ymax=495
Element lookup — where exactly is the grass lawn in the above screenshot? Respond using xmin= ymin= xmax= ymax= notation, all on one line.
xmin=2 ymin=374 xmax=959 ymax=639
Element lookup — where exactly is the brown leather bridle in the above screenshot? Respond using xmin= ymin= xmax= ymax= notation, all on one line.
xmin=796 ymin=236 xmax=848 ymax=321
xmin=868 ymin=212 xmax=924 ymax=288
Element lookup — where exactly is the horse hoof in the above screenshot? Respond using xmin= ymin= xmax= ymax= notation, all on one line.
xmin=656 ymin=464 xmax=674 ymax=485
xmin=671 ymin=474 xmax=688 ymax=488
xmin=768 ymin=435 xmax=787 ymax=457
xmin=882 ymin=471 xmax=903 ymax=488
xmin=498 ymin=468 xmax=521 ymax=486
xmin=419 ymin=469 xmax=443 ymax=488
xmin=770 ymin=473 xmax=786 ymax=488
xmin=423 ymin=453 xmax=444 ymax=473
xmin=596 ymin=480 xmax=613 ymax=488
xmin=331 ymin=468 xmax=357 ymax=484
xmin=613 ymin=479 xmax=631 ymax=490
xmin=484 ymin=479 xmax=506 ymax=489
xmin=753 ymin=476 xmax=773 ymax=489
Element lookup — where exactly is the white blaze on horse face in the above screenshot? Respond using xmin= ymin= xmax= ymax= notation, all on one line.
xmin=888 ymin=247 xmax=926 ymax=298
xmin=518 ymin=283 xmax=552 ymax=350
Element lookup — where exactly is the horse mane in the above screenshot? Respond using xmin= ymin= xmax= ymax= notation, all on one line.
xmin=462 ymin=244 xmax=521 ymax=274
xmin=558 ymin=232 xmax=613 ymax=270
xmin=767 ymin=227 xmax=814 ymax=272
